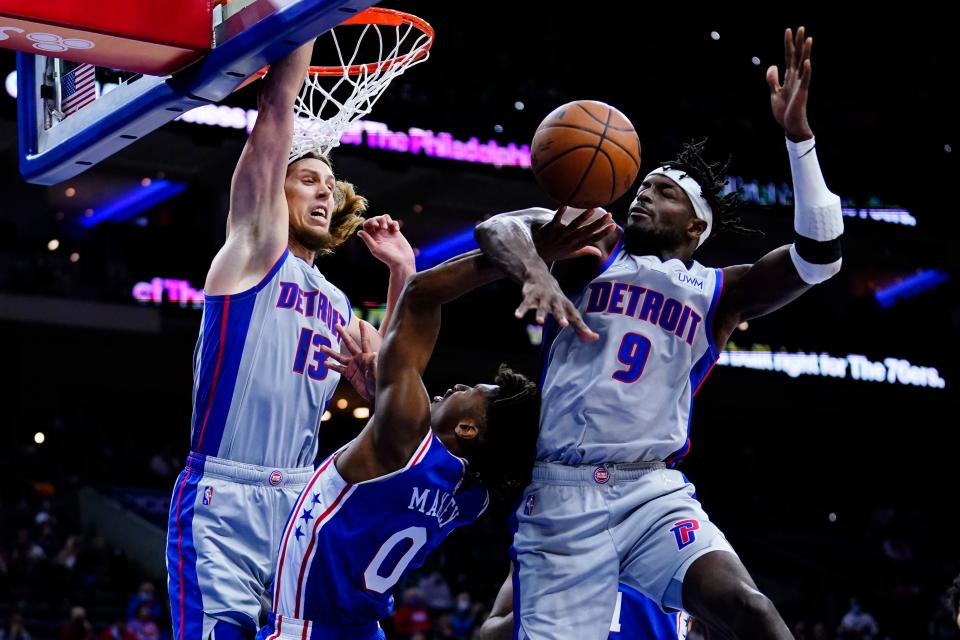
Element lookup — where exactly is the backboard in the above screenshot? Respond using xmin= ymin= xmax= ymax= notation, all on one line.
xmin=10 ymin=0 xmax=378 ymax=185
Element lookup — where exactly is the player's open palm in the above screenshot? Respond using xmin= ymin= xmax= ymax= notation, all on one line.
xmin=766 ymin=26 xmax=814 ymax=142
xmin=534 ymin=206 xmax=615 ymax=263
xmin=358 ymin=214 xmax=416 ymax=268
xmin=321 ymin=321 xmax=378 ymax=404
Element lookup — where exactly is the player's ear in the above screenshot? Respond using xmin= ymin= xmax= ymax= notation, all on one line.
xmin=688 ymin=217 xmax=707 ymax=239
xmin=454 ymin=418 xmax=479 ymax=441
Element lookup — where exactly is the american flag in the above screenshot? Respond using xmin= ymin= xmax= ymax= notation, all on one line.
xmin=60 ymin=64 xmax=97 ymax=116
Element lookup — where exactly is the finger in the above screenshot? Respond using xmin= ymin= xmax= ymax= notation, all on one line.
xmin=363 ymin=217 xmax=380 ymax=232
xmin=568 ymin=309 xmax=600 ymax=342
xmin=325 ymin=361 xmax=348 ymax=374
xmin=566 ymin=208 xmax=595 ymax=230
xmin=515 ymin=300 xmax=536 ymax=319
xmin=534 ymin=307 xmax=546 ymax=325
xmin=317 ymin=344 xmax=350 ymax=364
xmin=551 ymin=205 xmax=568 ymax=226
xmin=800 ymin=58 xmax=812 ymax=91
xmin=550 ymin=301 xmax=569 ymax=328
xmin=336 ymin=323 xmax=361 ymax=355
xmin=765 ymin=65 xmax=781 ymax=94
xmin=580 ymin=212 xmax=614 ymax=235
xmin=587 ymin=222 xmax=616 ymax=242
xmin=382 ymin=214 xmax=394 ymax=225
xmin=569 ymin=246 xmax=603 ymax=258
xmin=799 ymin=36 xmax=813 ymax=77
xmin=784 ymin=27 xmax=793 ymax=69
xmin=793 ymin=26 xmax=805 ymax=69
xmin=357 ymin=229 xmax=377 ymax=251
xmin=389 ymin=220 xmax=400 ymax=233
xmin=359 ymin=319 xmax=373 ymax=354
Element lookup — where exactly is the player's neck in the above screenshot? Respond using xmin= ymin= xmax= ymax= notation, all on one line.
xmin=287 ymin=237 xmax=318 ymax=265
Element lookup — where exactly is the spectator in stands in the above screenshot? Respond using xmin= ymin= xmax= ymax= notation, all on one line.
xmin=837 ymin=598 xmax=879 ymax=640
xmin=0 ymin=614 xmax=32 ymax=640
xmin=57 ymin=535 xmax=81 ymax=571
xmin=419 ymin=570 xmax=454 ymax=611
xmin=448 ymin=592 xmax=477 ymax=639
xmin=125 ymin=604 xmax=159 ymax=640
xmin=61 ymin=606 xmax=95 ymax=640
xmin=98 ymin=620 xmax=134 ymax=640
xmin=392 ymin=588 xmax=432 ymax=638
xmin=125 ymin=582 xmax=162 ymax=625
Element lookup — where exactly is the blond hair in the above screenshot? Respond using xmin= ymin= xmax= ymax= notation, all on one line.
xmin=288 ymin=151 xmax=367 ymax=256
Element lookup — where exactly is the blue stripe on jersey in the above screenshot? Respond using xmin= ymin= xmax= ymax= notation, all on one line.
xmin=167 ymin=462 xmax=203 ymax=640
xmin=192 ymin=251 xmax=288 ymax=454
xmin=508 ymin=508 xmax=522 ymax=640
xmin=597 ymin=228 xmax=625 ymax=275
xmin=703 ymin=268 xmax=725 ymax=360
xmin=610 ymin=583 xmax=680 ymax=639
xmin=666 ymin=268 xmax=725 ymax=467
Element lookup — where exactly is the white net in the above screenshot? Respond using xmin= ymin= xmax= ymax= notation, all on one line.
xmin=289 ymin=13 xmax=433 ymax=160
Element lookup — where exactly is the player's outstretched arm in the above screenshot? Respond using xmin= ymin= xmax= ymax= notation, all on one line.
xmin=355 ymin=214 xmax=417 ymax=339
xmin=715 ymin=26 xmax=842 ymax=345
xmin=345 ymin=251 xmax=502 ymax=472
xmin=205 ymin=42 xmax=314 ymax=295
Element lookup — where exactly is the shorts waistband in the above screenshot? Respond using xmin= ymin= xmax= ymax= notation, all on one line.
xmin=186 ymin=452 xmax=313 ymax=488
xmin=532 ymin=460 xmax=666 ymax=485
xmin=263 ymin=613 xmax=381 ymax=640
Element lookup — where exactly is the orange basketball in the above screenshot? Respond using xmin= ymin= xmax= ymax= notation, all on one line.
xmin=530 ymin=100 xmax=641 ymax=208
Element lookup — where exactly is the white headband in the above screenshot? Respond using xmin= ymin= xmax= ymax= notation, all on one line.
xmin=644 ymin=167 xmax=714 ymax=248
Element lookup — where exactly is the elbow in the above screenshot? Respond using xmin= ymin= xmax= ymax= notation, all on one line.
xmin=789 ymin=244 xmax=842 ymax=285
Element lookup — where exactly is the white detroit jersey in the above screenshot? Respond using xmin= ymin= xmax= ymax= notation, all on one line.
xmin=538 ymin=233 xmax=724 ymax=466
xmin=190 ymin=249 xmax=350 ymax=468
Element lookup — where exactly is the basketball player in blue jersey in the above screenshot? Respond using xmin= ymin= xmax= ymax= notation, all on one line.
xmin=477 ymin=569 xmax=690 ymax=639
xmin=474 ymin=27 xmax=840 ymax=639
xmin=257 ymin=250 xmax=541 ymax=640
xmin=166 ymin=42 xmax=416 ymax=640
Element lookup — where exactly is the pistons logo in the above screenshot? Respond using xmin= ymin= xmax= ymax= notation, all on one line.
xmin=670 ymin=519 xmax=700 ymax=550
xmin=202 ymin=486 xmax=214 ymax=506
xmin=269 ymin=470 xmax=283 ymax=486
xmin=593 ymin=466 xmax=610 ymax=484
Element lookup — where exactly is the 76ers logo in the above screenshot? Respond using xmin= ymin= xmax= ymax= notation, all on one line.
xmin=670 ymin=519 xmax=699 ymax=550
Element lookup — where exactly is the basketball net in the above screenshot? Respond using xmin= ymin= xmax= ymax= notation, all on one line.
xmin=288 ymin=8 xmax=433 ymax=161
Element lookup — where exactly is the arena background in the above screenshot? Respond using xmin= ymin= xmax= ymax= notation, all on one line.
xmin=1 ymin=5 xmax=957 ymax=639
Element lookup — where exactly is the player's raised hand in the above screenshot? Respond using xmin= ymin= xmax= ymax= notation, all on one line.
xmin=320 ymin=320 xmax=378 ymax=403
xmin=358 ymin=214 xmax=416 ymax=269
xmin=533 ymin=206 xmax=615 ymax=263
xmin=766 ymin=26 xmax=815 ymax=142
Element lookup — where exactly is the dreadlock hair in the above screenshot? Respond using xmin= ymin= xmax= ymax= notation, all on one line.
xmin=662 ymin=138 xmax=762 ymax=241
xmin=461 ymin=364 xmax=540 ymax=504
xmin=287 ymin=151 xmax=367 ymax=255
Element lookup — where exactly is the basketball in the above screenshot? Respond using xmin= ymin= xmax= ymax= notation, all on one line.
xmin=530 ymin=100 xmax=642 ymax=209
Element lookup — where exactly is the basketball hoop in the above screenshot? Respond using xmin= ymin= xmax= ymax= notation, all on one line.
xmin=279 ymin=7 xmax=434 ymax=160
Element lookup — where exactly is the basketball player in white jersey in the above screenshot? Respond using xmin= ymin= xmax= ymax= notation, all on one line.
xmin=474 ymin=27 xmax=839 ymax=639
xmin=165 ymin=42 xmax=416 ymax=640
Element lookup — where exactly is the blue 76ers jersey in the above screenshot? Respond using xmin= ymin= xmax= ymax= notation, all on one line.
xmin=609 ymin=583 xmax=688 ymax=639
xmin=191 ymin=249 xmax=350 ymax=468
xmin=269 ymin=433 xmax=489 ymax=633
xmin=538 ymin=233 xmax=724 ymax=466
